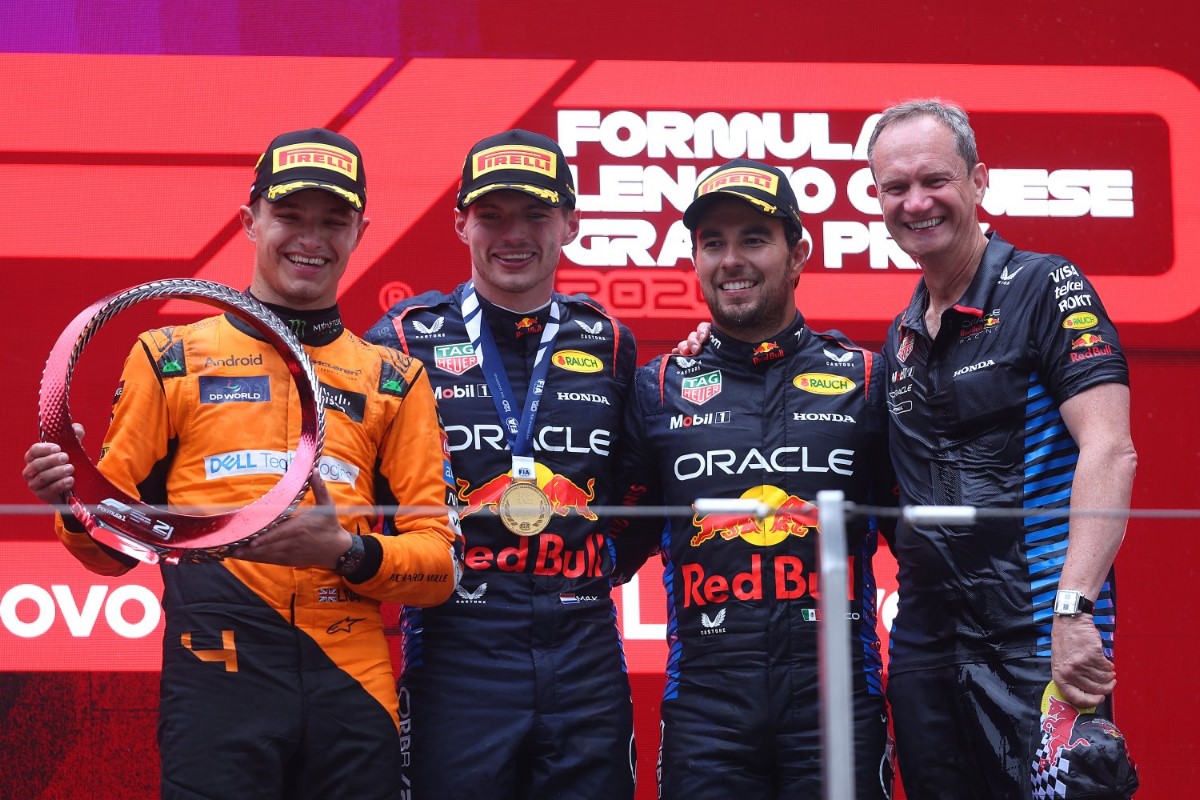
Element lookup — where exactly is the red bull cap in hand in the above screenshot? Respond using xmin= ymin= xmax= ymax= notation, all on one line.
xmin=1031 ymin=681 xmax=1139 ymax=799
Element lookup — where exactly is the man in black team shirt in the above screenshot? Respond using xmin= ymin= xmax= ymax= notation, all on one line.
xmin=366 ymin=129 xmax=638 ymax=800
xmin=868 ymin=99 xmax=1136 ymax=799
xmin=613 ymin=158 xmax=894 ymax=799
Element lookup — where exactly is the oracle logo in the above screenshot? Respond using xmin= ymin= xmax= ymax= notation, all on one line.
xmin=0 ymin=583 xmax=161 ymax=639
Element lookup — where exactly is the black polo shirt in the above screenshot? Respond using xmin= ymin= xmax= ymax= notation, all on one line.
xmin=884 ymin=231 xmax=1128 ymax=672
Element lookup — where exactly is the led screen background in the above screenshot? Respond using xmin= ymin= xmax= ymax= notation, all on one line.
xmin=1 ymin=2 xmax=1197 ymax=797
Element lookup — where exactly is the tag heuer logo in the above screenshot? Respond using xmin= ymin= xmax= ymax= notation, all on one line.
xmin=681 ymin=370 xmax=722 ymax=405
xmin=434 ymin=343 xmax=479 ymax=375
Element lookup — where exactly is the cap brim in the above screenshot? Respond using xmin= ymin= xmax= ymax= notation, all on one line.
xmin=683 ymin=192 xmax=731 ymax=230
xmin=683 ymin=188 xmax=801 ymax=234
xmin=263 ymin=180 xmax=363 ymax=211
xmin=459 ymin=182 xmax=567 ymax=209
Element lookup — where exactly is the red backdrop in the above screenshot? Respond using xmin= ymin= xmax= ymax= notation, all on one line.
xmin=2 ymin=2 xmax=1197 ymax=797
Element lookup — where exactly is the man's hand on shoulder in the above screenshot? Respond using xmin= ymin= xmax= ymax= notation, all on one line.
xmin=673 ymin=321 xmax=711 ymax=356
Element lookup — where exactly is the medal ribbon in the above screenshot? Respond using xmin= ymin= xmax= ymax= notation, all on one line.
xmin=461 ymin=281 xmax=559 ymax=474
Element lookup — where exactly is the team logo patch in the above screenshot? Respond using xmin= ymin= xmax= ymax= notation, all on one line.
xmin=472 ymin=144 xmax=556 ymax=178
xmin=199 ymin=375 xmax=271 ymax=404
xmin=1062 ymin=312 xmax=1099 ymax=330
xmin=897 ymin=331 xmax=915 ymax=363
xmin=379 ymin=360 xmax=412 ymax=397
xmin=551 ymin=349 xmax=603 ymax=373
xmin=156 ymin=340 xmax=188 ymax=378
xmin=515 ymin=316 xmax=543 ymax=338
xmin=320 ymin=382 xmax=367 ymax=423
xmin=793 ymin=373 xmax=855 ymax=395
xmin=204 ymin=450 xmax=360 ymax=485
xmin=412 ymin=317 xmax=445 ymax=336
xmin=434 ymin=343 xmax=479 ymax=375
xmin=272 ymin=142 xmax=358 ymax=180
xmin=697 ymin=167 xmax=779 ymax=196
xmin=1069 ymin=333 xmax=1115 ymax=362
xmin=751 ymin=341 xmax=784 ymax=365
xmin=681 ymin=370 xmax=722 ymax=405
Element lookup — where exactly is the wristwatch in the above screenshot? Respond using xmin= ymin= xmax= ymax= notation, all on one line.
xmin=1053 ymin=589 xmax=1095 ymax=616
xmin=334 ymin=534 xmax=366 ymax=577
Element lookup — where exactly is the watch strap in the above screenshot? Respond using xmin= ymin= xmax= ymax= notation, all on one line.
xmin=334 ymin=534 xmax=366 ymax=576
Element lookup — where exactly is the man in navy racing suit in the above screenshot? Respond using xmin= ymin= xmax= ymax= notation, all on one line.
xmin=366 ymin=129 xmax=638 ymax=799
xmin=613 ymin=158 xmax=895 ymax=799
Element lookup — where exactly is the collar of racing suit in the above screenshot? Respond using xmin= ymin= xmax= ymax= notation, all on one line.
xmin=225 ymin=289 xmax=346 ymax=346
xmin=706 ymin=311 xmax=808 ymax=367
xmin=474 ymin=292 xmax=554 ymax=344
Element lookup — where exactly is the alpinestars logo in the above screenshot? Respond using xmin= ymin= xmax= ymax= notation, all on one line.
xmin=413 ymin=317 xmax=446 ymax=337
xmin=455 ymin=582 xmax=487 ymax=604
xmin=700 ymin=608 xmax=727 ymax=635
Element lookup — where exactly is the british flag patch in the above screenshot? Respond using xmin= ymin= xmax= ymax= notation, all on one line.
xmin=318 ymin=587 xmax=340 ymax=603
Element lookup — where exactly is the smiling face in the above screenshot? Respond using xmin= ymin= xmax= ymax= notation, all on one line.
xmin=240 ymin=189 xmax=368 ymax=310
xmin=871 ymin=114 xmax=988 ymax=271
xmin=692 ymin=197 xmax=808 ymax=342
xmin=455 ymin=189 xmax=579 ymax=311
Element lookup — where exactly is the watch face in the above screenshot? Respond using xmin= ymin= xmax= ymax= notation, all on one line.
xmin=1054 ymin=590 xmax=1081 ymax=615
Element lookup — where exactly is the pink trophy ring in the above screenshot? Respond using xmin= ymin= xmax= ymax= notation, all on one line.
xmin=38 ymin=279 xmax=325 ymax=565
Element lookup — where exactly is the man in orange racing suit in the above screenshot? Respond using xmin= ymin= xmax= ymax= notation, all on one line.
xmin=22 ymin=128 xmax=461 ymax=800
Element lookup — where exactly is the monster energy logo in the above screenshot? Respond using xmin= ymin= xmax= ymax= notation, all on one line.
xmin=289 ymin=318 xmax=307 ymax=337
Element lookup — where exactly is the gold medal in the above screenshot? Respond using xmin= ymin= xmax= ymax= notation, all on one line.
xmin=498 ymin=480 xmax=552 ymax=537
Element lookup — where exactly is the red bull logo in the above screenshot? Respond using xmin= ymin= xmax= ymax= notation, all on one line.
xmin=456 ymin=474 xmax=512 ymax=518
xmin=1036 ymin=695 xmax=1089 ymax=774
xmin=515 ymin=316 xmax=543 ymax=337
xmin=542 ymin=474 xmax=597 ymax=520
xmin=690 ymin=488 xmax=817 ymax=547
xmin=1068 ymin=332 xmax=1114 ymax=362
xmin=751 ymin=341 xmax=783 ymax=365
xmin=897 ymin=331 xmax=914 ymax=363
xmin=464 ymin=531 xmax=606 ymax=578
xmin=682 ymin=552 xmax=851 ymax=607
xmin=456 ymin=470 xmax=596 ymax=521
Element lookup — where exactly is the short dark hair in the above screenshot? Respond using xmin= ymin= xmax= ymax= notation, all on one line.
xmin=867 ymin=99 xmax=978 ymax=174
